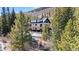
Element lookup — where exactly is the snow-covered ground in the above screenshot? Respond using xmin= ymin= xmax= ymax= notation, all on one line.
xmin=30 ymin=31 xmax=51 ymax=51
xmin=31 ymin=32 xmax=42 ymax=40
xmin=31 ymin=32 xmax=42 ymax=37
xmin=0 ymin=32 xmax=51 ymax=51
xmin=0 ymin=41 xmax=5 ymax=51
xmin=0 ymin=37 xmax=11 ymax=51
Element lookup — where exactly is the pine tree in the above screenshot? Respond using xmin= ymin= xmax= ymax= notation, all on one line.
xmin=57 ymin=18 xmax=79 ymax=51
xmin=53 ymin=8 xmax=79 ymax=51
xmin=6 ymin=7 xmax=11 ymax=33
xmin=0 ymin=17 xmax=2 ymax=35
xmin=9 ymin=11 xmax=32 ymax=51
xmin=10 ymin=8 xmax=16 ymax=28
xmin=1 ymin=7 xmax=8 ymax=36
xmin=42 ymin=24 xmax=49 ymax=41
xmin=57 ymin=19 xmax=73 ymax=50
xmin=51 ymin=7 xmax=75 ymax=50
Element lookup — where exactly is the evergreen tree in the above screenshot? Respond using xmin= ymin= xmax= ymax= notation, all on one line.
xmin=42 ymin=24 xmax=49 ymax=41
xmin=57 ymin=18 xmax=79 ymax=51
xmin=9 ymin=11 xmax=32 ymax=51
xmin=0 ymin=17 xmax=2 ymax=35
xmin=51 ymin=7 xmax=75 ymax=50
xmin=10 ymin=8 xmax=16 ymax=28
xmin=6 ymin=7 xmax=11 ymax=32
xmin=1 ymin=7 xmax=8 ymax=36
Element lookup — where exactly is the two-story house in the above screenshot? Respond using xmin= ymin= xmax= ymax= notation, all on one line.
xmin=29 ymin=18 xmax=50 ymax=32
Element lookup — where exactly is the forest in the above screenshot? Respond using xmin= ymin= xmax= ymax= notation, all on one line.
xmin=0 ymin=7 xmax=79 ymax=51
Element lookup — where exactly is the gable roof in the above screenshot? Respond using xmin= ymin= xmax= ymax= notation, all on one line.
xmin=42 ymin=18 xmax=50 ymax=23
xmin=30 ymin=18 xmax=50 ymax=23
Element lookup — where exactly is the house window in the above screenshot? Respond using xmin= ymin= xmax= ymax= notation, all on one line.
xmin=40 ymin=24 xmax=42 ymax=27
xmin=35 ymin=28 xmax=37 ymax=30
xmin=35 ymin=24 xmax=37 ymax=26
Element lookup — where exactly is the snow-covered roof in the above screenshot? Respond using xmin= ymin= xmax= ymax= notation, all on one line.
xmin=37 ymin=19 xmax=43 ymax=23
xmin=42 ymin=18 xmax=47 ymax=22
xmin=30 ymin=18 xmax=49 ymax=23
xmin=31 ymin=19 xmax=36 ymax=22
